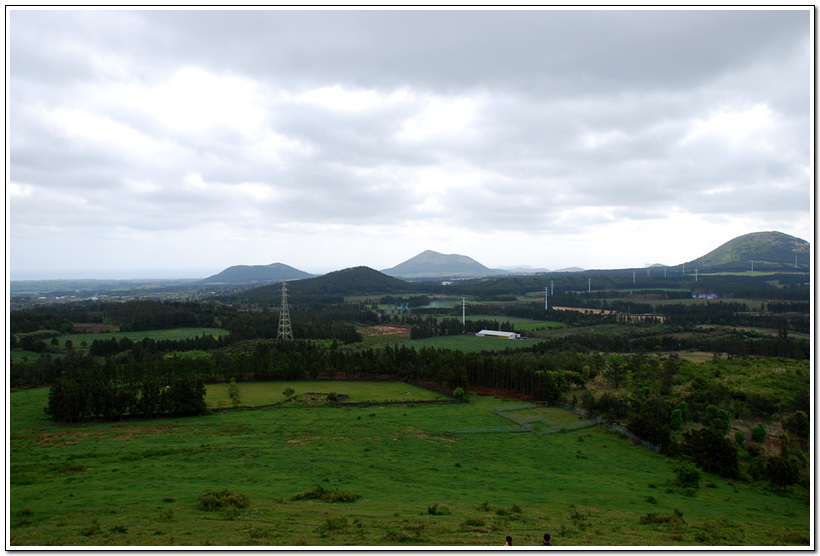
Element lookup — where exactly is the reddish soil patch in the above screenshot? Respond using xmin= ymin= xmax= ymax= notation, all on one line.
xmin=73 ymin=322 xmax=120 ymax=334
xmin=468 ymin=385 xmax=535 ymax=403
xmin=358 ymin=325 xmax=412 ymax=337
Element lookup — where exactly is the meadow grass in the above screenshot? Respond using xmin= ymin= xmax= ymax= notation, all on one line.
xmin=9 ymin=385 xmax=809 ymax=548
xmin=513 ymin=321 xmax=566 ymax=332
xmin=204 ymin=381 xmax=448 ymax=409
xmin=55 ymin=328 xmax=230 ymax=348
xmin=399 ymin=335 xmax=541 ymax=353
xmin=11 ymin=349 xmax=48 ymax=363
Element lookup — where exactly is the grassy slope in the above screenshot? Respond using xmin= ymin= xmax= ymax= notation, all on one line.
xmin=10 ymin=386 xmax=809 ymax=548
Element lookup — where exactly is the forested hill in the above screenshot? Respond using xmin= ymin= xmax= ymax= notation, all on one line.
xmin=684 ymin=231 xmax=810 ymax=272
xmin=382 ymin=250 xmax=506 ymax=278
xmin=200 ymin=262 xmax=314 ymax=285
xmin=233 ymin=266 xmax=423 ymax=303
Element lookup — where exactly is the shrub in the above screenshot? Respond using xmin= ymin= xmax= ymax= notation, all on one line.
xmin=229 ymin=377 xmax=240 ymax=407
xmin=462 ymin=517 xmax=486 ymax=528
xmin=714 ymin=409 xmax=731 ymax=434
xmin=292 ymin=486 xmax=360 ymax=503
xmin=640 ymin=513 xmax=684 ymax=525
xmin=197 ymin=489 xmax=250 ymax=512
xmin=747 ymin=393 xmax=778 ymax=417
xmin=669 ymin=409 xmax=683 ymax=431
xmin=427 ymin=503 xmax=451 ymax=515
xmin=326 ymin=392 xmax=338 ymax=402
xmin=676 ymin=402 xmax=690 ymax=423
xmin=80 ymin=520 xmax=101 ymax=537
xmin=323 ymin=516 xmax=349 ymax=532
xmin=782 ymin=411 xmax=809 ymax=439
xmin=673 ymin=461 xmax=701 ymax=489
xmin=751 ymin=423 xmax=767 ymax=443
xmin=734 ymin=431 xmax=745 ymax=445
xmin=452 ymin=387 xmax=465 ymax=399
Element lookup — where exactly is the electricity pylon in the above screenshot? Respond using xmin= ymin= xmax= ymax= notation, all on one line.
xmin=277 ymin=278 xmax=293 ymax=340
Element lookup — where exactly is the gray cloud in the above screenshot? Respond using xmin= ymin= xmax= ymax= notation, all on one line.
xmin=9 ymin=8 xmax=811 ymax=278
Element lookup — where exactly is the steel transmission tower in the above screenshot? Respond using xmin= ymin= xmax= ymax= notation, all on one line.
xmin=277 ymin=279 xmax=293 ymax=340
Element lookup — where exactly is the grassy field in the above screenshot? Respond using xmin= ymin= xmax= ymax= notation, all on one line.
xmin=50 ymin=328 xmax=230 ymax=348
xmin=399 ymin=335 xmax=542 ymax=353
xmin=10 ymin=328 xmax=231 ymax=364
xmin=204 ymin=381 xmax=449 ymax=409
xmin=9 ymin=384 xmax=809 ymax=548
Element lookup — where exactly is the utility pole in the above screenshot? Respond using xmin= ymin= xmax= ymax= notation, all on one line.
xmin=277 ymin=279 xmax=293 ymax=340
xmin=462 ymin=298 xmax=466 ymax=328
xmin=550 ymin=280 xmax=554 ymax=295
xmin=545 ymin=287 xmax=548 ymax=310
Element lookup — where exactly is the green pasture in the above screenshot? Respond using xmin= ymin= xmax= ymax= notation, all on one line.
xmin=205 ymin=381 xmax=448 ymax=409
xmin=400 ymin=335 xmax=541 ymax=353
xmin=10 ymin=350 xmax=49 ymax=364
xmin=55 ymin=328 xmax=229 ymax=348
xmin=507 ymin=406 xmax=587 ymax=426
xmin=513 ymin=321 xmax=565 ymax=332
xmin=10 ymin=384 xmax=809 ymax=548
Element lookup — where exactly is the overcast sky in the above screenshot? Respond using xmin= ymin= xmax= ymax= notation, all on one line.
xmin=8 ymin=8 xmax=812 ymax=279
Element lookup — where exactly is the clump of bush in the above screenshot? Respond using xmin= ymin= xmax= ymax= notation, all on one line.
xmin=292 ymin=485 xmax=361 ymax=503
xmin=322 ymin=515 xmax=349 ymax=532
xmin=427 ymin=503 xmax=451 ymax=515
xmin=229 ymin=377 xmax=241 ymax=407
xmin=197 ymin=489 xmax=250 ymax=512
xmin=673 ymin=461 xmax=701 ymax=489
xmin=462 ymin=517 xmax=486 ymax=528
xmin=639 ymin=511 xmax=685 ymax=525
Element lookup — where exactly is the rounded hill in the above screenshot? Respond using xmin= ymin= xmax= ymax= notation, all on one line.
xmin=685 ymin=231 xmax=809 ymax=272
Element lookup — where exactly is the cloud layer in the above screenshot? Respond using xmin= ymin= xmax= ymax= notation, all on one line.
xmin=9 ymin=8 xmax=812 ymax=278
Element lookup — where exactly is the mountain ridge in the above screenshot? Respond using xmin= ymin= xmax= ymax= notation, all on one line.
xmin=207 ymin=230 xmax=810 ymax=288
xmin=200 ymin=262 xmax=315 ymax=285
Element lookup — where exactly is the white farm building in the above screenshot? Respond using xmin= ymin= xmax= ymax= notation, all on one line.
xmin=475 ymin=330 xmax=521 ymax=340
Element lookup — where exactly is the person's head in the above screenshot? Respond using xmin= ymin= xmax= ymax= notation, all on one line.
xmin=544 ymin=533 xmax=551 ymax=542
xmin=506 ymin=536 xmax=512 ymax=545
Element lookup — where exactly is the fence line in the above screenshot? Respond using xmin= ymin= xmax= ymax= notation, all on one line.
xmin=448 ymin=399 xmax=662 ymax=453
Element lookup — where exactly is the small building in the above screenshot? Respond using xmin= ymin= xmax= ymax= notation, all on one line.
xmin=475 ymin=329 xmax=521 ymax=340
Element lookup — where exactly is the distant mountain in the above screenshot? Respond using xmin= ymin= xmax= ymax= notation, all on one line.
xmin=237 ymin=266 xmax=420 ymax=301
xmin=201 ymin=263 xmax=314 ymax=285
xmin=382 ymin=250 xmax=507 ymax=279
xmin=684 ymin=231 xmax=809 ymax=272
xmin=497 ymin=265 xmax=552 ymax=274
